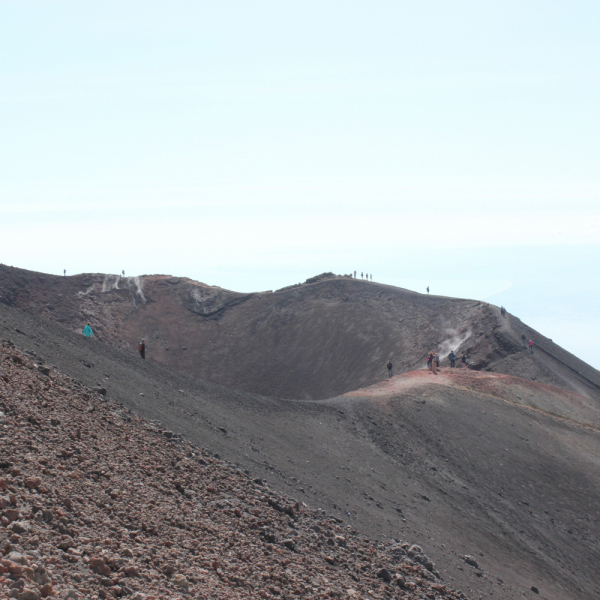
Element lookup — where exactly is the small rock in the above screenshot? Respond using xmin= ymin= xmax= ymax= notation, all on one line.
xmin=377 ymin=568 xmax=392 ymax=583
xmin=39 ymin=584 xmax=54 ymax=598
xmin=41 ymin=509 xmax=53 ymax=523
xmin=10 ymin=521 xmax=30 ymax=535
xmin=25 ymin=477 xmax=42 ymax=489
xmin=462 ymin=555 xmax=479 ymax=569
xmin=7 ymin=551 xmax=28 ymax=565
xmin=18 ymin=590 xmax=39 ymax=600
xmin=89 ymin=556 xmax=111 ymax=576
xmin=32 ymin=566 xmax=50 ymax=585
xmin=58 ymin=536 xmax=75 ymax=550
xmin=531 ymin=586 xmax=539 ymax=594
xmin=123 ymin=565 xmax=139 ymax=577
xmin=3 ymin=509 xmax=20 ymax=522
xmin=172 ymin=574 xmax=190 ymax=589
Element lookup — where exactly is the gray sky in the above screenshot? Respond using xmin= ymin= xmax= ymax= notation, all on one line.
xmin=1 ymin=2 xmax=599 ymax=367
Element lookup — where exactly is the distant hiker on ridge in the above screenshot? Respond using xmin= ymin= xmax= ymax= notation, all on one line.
xmin=435 ymin=353 xmax=440 ymax=368
xmin=361 ymin=272 xmax=363 ymax=279
xmin=354 ymin=270 xmax=356 ymax=278
xmin=529 ymin=339 xmax=534 ymax=354
xmin=370 ymin=274 xmax=372 ymax=281
xmin=431 ymin=352 xmax=437 ymax=374
xmin=427 ymin=352 xmax=433 ymax=371
xmin=461 ymin=353 xmax=467 ymax=368
xmin=427 ymin=286 xmax=429 ymax=294
xmin=82 ymin=323 xmax=94 ymax=338
xmin=122 ymin=270 xmax=125 ymax=276
xmin=386 ymin=360 xmax=393 ymax=378
xmin=522 ymin=333 xmax=527 ymax=347
xmin=449 ymin=350 xmax=456 ymax=368
xmin=139 ymin=339 xmax=146 ymax=360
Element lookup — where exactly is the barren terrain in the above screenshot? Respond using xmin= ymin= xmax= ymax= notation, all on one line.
xmin=0 ymin=292 xmax=599 ymax=599
xmin=1 ymin=267 xmax=599 ymax=402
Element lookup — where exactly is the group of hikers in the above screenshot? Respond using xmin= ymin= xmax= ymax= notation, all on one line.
xmin=354 ymin=271 xmax=372 ymax=281
xmin=384 ymin=331 xmax=536 ymax=378
xmin=385 ymin=351 xmax=467 ymax=378
xmin=522 ymin=333 xmax=535 ymax=354
xmin=82 ymin=322 xmax=146 ymax=359
xmin=426 ymin=350 xmax=467 ymax=373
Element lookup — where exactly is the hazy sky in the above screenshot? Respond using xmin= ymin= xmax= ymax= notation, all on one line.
xmin=1 ymin=2 xmax=599 ymax=367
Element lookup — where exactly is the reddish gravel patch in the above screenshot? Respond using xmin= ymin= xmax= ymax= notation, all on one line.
xmin=0 ymin=341 xmax=471 ymax=600
xmin=345 ymin=368 xmax=600 ymax=431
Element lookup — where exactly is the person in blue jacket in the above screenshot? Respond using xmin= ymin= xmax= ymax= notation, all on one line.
xmin=449 ymin=350 xmax=456 ymax=368
xmin=82 ymin=323 xmax=94 ymax=338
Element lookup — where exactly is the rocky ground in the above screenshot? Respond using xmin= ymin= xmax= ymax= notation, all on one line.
xmin=0 ymin=341 xmax=470 ymax=600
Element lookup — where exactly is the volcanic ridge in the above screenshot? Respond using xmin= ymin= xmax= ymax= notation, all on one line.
xmin=0 ymin=266 xmax=599 ymax=600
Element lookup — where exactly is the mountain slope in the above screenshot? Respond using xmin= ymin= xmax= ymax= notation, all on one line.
xmin=1 ymin=300 xmax=599 ymax=599
xmin=1 ymin=340 xmax=468 ymax=600
xmin=1 ymin=266 xmax=599 ymax=401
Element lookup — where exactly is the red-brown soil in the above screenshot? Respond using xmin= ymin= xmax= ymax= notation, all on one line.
xmin=346 ymin=368 xmax=600 ymax=432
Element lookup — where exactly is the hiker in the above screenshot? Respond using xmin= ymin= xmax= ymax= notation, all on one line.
xmin=386 ymin=360 xmax=393 ymax=377
xmin=354 ymin=270 xmax=356 ymax=278
xmin=522 ymin=333 xmax=527 ymax=347
xmin=63 ymin=269 xmax=66 ymax=277
xmin=529 ymin=339 xmax=534 ymax=354
xmin=427 ymin=286 xmax=429 ymax=294
xmin=122 ymin=270 xmax=125 ymax=276
xmin=461 ymin=353 xmax=467 ymax=368
xmin=82 ymin=323 xmax=94 ymax=338
xmin=370 ymin=274 xmax=372 ymax=281
xmin=139 ymin=339 xmax=146 ymax=359
xmin=449 ymin=350 xmax=456 ymax=368
xmin=366 ymin=273 xmax=369 ymax=281
xmin=431 ymin=352 xmax=437 ymax=374
xmin=435 ymin=353 xmax=440 ymax=368
xmin=427 ymin=352 xmax=433 ymax=370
